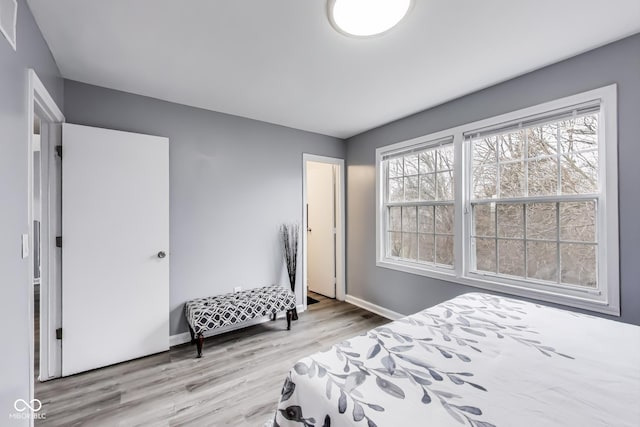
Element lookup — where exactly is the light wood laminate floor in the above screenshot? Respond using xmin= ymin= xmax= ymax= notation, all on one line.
xmin=35 ymin=293 xmax=387 ymax=426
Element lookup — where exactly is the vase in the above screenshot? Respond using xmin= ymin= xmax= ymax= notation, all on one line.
xmin=289 ymin=280 xmax=299 ymax=320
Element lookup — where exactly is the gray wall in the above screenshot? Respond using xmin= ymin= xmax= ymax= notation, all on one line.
xmin=345 ymin=34 xmax=640 ymax=326
xmin=63 ymin=80 xmax=345 ymax=336
xmin=0 ymin=0 xmax=64 ymax=424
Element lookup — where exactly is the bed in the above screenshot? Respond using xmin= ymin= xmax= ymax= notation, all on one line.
xmin=272 ymin=293 xmax=640 ymax=427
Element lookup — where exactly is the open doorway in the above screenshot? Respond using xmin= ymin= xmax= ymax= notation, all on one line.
xmin=27 ymin=70 xmax=65 ymax=414
xmin=302 ymin=154 xmax=345 ymax=310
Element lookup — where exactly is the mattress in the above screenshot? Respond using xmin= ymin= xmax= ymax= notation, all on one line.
xmin=272 ymin=293 xmax=640 ymax=426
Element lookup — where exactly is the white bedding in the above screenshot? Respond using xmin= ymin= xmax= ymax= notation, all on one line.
xmin=272 ymin=293 xmax=640 ymax=426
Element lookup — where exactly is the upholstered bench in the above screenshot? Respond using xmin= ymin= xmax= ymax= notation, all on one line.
xmin=184 ymin=285 xmax=296 ymax=357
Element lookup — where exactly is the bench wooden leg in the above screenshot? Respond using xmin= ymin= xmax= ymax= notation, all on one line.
xmin=196 ymin=333 xmax=204 ymax=358
xmin=188 ymin=325 xmax=196 ymax=344
xmin=286 ymin=309 xmax=293 ymax=330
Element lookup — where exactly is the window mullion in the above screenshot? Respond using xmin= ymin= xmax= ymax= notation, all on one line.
xmin=400 ymin=205 xmax=404 ymax=259
xmin=556 ymin=201 xmax=561 ymax=284
xmin=494 ymin=200 xmax=499 ymax=273
xmin=523 ymin=203 xmax=528 ymax=279
xmin=524 ymin=127 xmax=529 ymax=198
xmin=457 ymin=134 xmax=467 ymax=277
xmin=402 ymin=157 xmax=406 ymax=202
xmin=471 ymin=193 xmax=598 ymax=205
xmin=387 ymin=200 xmax=454 ymax=207
xmin=432 ymin=205 xmax=437 ymax=262
xmin=556 ymin=124 xmax=562 ymax=195
xmin=495 ymin=138 xmax=501 ymax=199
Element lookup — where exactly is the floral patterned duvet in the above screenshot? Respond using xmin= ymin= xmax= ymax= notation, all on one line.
xmin=272 ymin=293 xmax=640 ymax=427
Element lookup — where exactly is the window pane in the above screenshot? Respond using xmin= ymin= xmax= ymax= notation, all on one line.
xmin=472 ymin=164 xmax=497 ymax=199
xmin=473 ymin=204 xmax=495 ymax=237
xmin=418 ymin=234 xmax=435 ymax=263
xmin=526 ymin=203 xmax=556 ymax=240
xmin=436 ymin=171 xmax=454 ymax=201
xmin=402 ymin=233 xmax=418 ymax=260
xmin=498 ymin=239 xmax=525 ymax=277
xmin=405 ymin=154 xmax=419 ymax=176
xmin=527 ymin=241 xmax=558 ymax=282
xmin=389 ymin=178 xmax=403 ymax=202
xmin=560 ymin=201 xmax=596 ymax=242
xmin=474 ymin=238 xmax=496 ymax=273
xmin=437 ymin=146 xmax=454 ymax=171
xmin=497 ymin=204 xmax=523 ymax=238
xmin=401 ymin=206 xmax=417 ymax=232
xmin=527 ymin=124 xmax=558 ymax=159
xmin=499 ymin=161 xmax=525 ymax=198
xmin=404 ymin=176 xmax=419 ymax=201
xmin=561 ymin=152 xmax=598 ymax=194
xmin=559 ymin=114 xmax=598 ymax=153
xmin=561 ymin=243 xmax=596 ymax=287
xmin=473 ymin=137 xmax=497 ymax=164
xmin=419 ymin=174 xmax=435 ymax=200
xmin=498 ymin=131 xmax=525 ymax=162
xmin=527 ymin=157 xmax=558 ymax=196
xmin=388 ymin=158 xmax=403 ymax=178
xmin=435 ymin=205 xmax=454 ymax=234
xmin=388 ymin=207 xmax=402 ymax=232
xmin=436 ymin=235 xmax=454 ymax=266
xmin=419 ymin=151 xmax=436 ymax=174
xmin=418 ymin=206 xmax=434 ymax=233
xmin=388 ymin=232 xmax=402 ymax=257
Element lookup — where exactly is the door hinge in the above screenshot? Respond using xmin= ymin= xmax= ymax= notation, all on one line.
xmin=56 ymin=236 xmax=62 ymax=248
xmin=55 ymin=145 xmax=62 ymax=158
xmin=56 ymin=328 xmax=62 ymax=340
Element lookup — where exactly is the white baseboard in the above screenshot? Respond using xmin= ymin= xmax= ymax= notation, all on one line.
xmin=169 ymin=304 xmax=305 ymax=347
xmin=345 ymin=294 xmax=404 ymax=321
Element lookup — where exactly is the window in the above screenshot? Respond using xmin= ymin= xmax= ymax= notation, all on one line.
xmin=384 ymin=141 xmax=455 ymax=268
xmin=469 ymin=108 xmax=599 ymax=287
xmin=376 ymin=85 xmax=619 ymax=315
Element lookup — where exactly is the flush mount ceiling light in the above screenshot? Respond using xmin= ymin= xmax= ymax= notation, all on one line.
xmin=328 ymin=0 xmax=413 ymax=37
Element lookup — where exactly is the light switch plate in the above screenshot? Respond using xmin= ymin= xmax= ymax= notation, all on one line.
xmin=22 ymin=233 xmax=29 ymax=258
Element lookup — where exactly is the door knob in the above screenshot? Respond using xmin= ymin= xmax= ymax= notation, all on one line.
xmin=157 ymin=251 xmax=166 ymax=259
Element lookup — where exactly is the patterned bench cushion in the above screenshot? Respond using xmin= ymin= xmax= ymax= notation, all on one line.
xmin=184 ymin=285 xmax=296 ymax=334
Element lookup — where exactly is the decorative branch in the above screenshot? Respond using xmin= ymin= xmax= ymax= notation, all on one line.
xmin=280 ymin=223 xmax=299 ymax=293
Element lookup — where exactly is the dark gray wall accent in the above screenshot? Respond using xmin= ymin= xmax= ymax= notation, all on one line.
xmin=63 ymin=80 xmax=345 ymax=336
xmin=345 ymin=34 xmax=640 ymax=326
xmin=0 ymin=0 xmax=63 ymax=423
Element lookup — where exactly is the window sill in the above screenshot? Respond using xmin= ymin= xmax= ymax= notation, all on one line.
xmin=376 ymin=258 xmax=620 ymax=317
xmin=377 ymin=259 xmax=457 ymax=282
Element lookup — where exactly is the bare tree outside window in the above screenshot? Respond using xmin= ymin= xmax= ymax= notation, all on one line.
xmin=471 ymin=113 xmax=598 ymax=287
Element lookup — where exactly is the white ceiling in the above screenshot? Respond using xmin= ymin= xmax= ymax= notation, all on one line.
xmin=27 ymin=0 xmax=640 ymax=139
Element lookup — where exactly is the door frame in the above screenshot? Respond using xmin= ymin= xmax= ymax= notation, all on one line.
xmin=302 ymin=154 xmax=345 ymax=309
xmin=27 ymin=69 xmax=65 ymax=407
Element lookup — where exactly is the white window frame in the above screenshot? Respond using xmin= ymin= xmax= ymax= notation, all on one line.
xmin=382 ymin=137 xmax=456 ymax=271
xmin=376 ymin=85 xmax=619 ymax=316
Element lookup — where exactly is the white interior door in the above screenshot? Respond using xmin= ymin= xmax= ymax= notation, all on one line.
xmin=39 ymin=121 xmax=63 ymax=380
xmin=62 ymin=123 xmax=169 ymax=376
xmin=307 ymin=161 xmax=336 ymax=298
